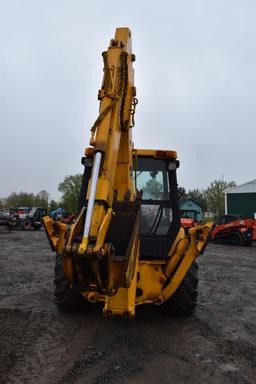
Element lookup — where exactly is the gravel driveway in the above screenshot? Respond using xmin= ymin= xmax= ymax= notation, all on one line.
xmin=0 ymin=229 xmax=255 ymax=384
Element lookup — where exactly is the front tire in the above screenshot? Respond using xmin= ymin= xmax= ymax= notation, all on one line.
xmin=161 ymin=261 xmax=198 ymax=316
xmin=54 ymin=254 xmax=89 ymax=311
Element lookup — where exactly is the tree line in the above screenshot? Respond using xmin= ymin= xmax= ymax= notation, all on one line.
xmin=179 ymin=179 xmax=236 ymax=215
xmin=0 ymin=175 xmax=236 ymax=217
xmin=0 ymin=175 xmax=83 ymax=214
xmin=0 ymin=190 xmax=51 ymax=210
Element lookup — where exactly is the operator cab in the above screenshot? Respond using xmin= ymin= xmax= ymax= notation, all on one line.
xmin=134 ymin=151 xmax=180 ymax=260
xmin=180 ymin=209 xmax=199 ymax=221
xmin=217 ymin=214 xmax=245 ymax=225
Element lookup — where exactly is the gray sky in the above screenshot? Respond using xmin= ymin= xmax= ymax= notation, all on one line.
xmin=1 ymin=0 xmax=255 ymax=200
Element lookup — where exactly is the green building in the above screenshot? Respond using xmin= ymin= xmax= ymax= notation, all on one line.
xmin=224 ymin=180 xmax=256 ymax=218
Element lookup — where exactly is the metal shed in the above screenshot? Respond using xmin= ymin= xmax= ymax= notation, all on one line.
xmin=224 ymin=180 xmax=256 ymax=218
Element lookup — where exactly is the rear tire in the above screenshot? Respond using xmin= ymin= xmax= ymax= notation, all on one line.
xmin=161 ymin=261 xmax=198 ymax=316
xmin=54 ymin=254 xmax=89 ymax=311
xmin=21 ymin=219 xmax=32 ymax=230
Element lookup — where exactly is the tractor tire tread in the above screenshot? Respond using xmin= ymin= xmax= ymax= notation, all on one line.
xmin=54 ymin=254 xmax=89 ymax=312
xmin=161 ymin=260 xmax=199 ymax=317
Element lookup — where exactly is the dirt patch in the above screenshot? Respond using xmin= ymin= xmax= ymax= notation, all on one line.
xmin=0 ymin=230 xmax=255 ymax=383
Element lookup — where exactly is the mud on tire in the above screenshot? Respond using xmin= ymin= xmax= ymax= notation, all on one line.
xmin=54 ymin=254 xmax=89 ymax=311
xmin=161 ymin=261 xmax=198 ymax=316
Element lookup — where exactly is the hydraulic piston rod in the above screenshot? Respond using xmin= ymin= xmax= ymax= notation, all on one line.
xmin=82 ymin=151 xmax=102 ymax=243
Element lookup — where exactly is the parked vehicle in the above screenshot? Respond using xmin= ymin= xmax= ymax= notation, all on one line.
xmin=20 ymin=207 xmax=47 ymax=230
xmin=180 ymin=209 xmax=200 ymax=229
xmin=16 ymin=207 xmax=31 ymax=219
xmin=49 ymin=208 xmax=67 ymax=220
xmin=0 ymin=209 xmax=11 ymax=228
xmin=6 ymin=207 xmax=30 ymax=227
xmin=6 ymin=207 xmax=47 ymax=230
xmin=211 ymin=214 xmax=256 ymax=246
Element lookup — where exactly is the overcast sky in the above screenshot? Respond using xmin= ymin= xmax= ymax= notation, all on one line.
xmin=1 ymin=0 xmax=255 ymax=200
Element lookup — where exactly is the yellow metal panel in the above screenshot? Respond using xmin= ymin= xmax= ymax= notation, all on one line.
xmin=93 ymin=208 xmax=113 ymax=252
xmin=159 ymin=237 xmax=197 ymax=302
xmin=103 ymin=244 xmax=139 ymax=319
xmin=167 ymin=227 xmax=185 ymax=258
xmin=136 ymin=262 xmax=166 ymax=304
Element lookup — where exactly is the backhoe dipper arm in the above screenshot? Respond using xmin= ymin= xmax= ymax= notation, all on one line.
xmin=78 ymin=27 xmax=137 ymax=253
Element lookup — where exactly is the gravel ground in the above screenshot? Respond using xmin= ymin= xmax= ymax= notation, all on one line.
xmin=0 ymin=229 xmax=255 ymax=384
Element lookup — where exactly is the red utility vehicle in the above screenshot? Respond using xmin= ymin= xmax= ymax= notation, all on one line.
xmin=180 ymin=209 xmax=200 ymax=229
xmin=211 ymin=214 xmax=256 ymax=246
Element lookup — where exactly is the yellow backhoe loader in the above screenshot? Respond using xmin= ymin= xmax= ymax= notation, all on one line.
xmin=43 ymin=28 xmax=212 ymax=319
